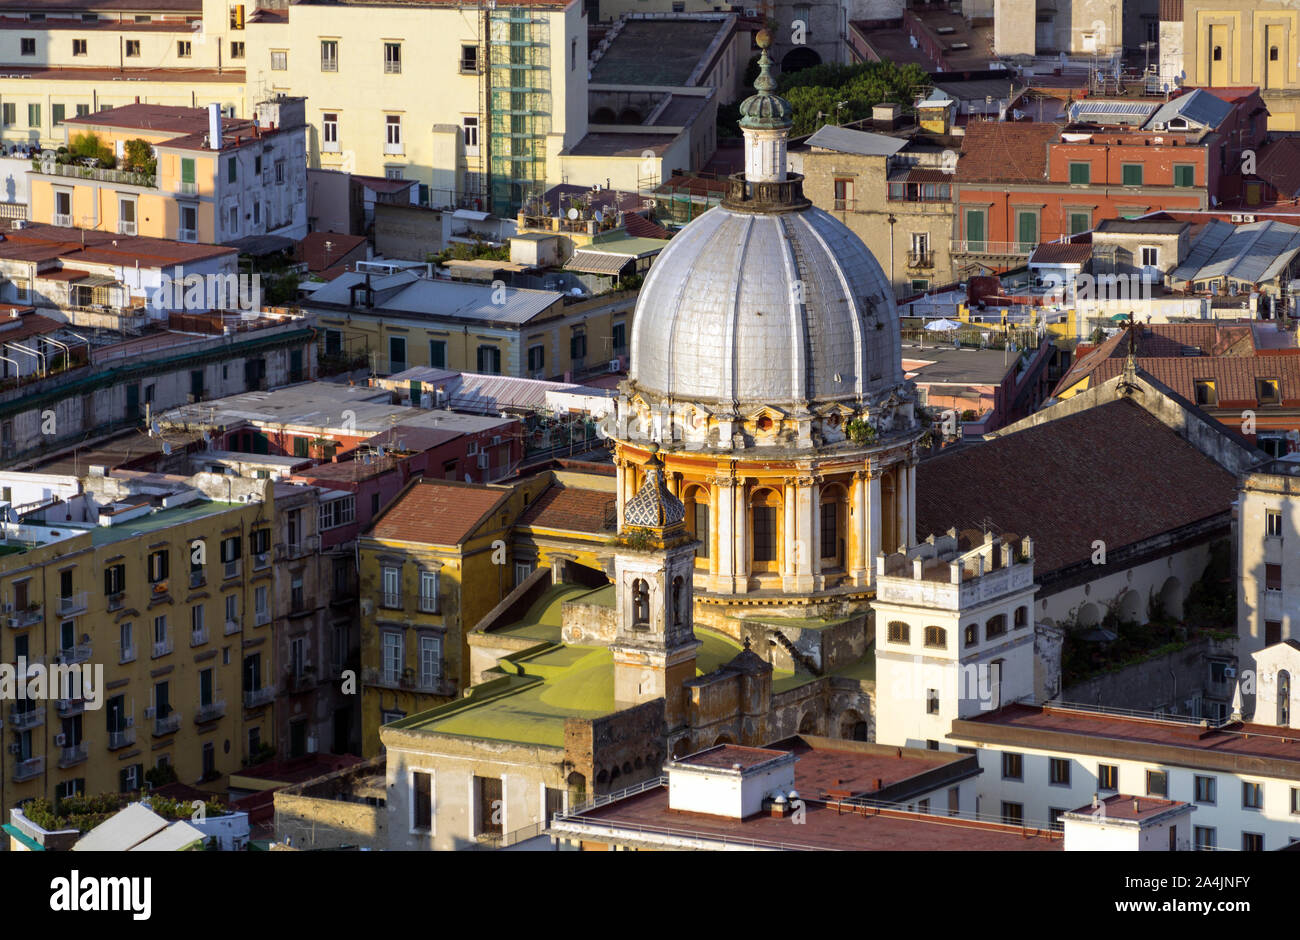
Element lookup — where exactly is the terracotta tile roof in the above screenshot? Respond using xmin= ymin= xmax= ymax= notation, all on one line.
xmin=0 ymin=223 xmax=235 ymax=267
xmin=1056 ymin=323 xmax=1300 ymax=405
xmin=295 ymin=231 xmax=367 ymax=277
xmin=622 ymin=211 xmax=673 ymax=240
xmin=916 ymin=398 xmax=1238 ymax=575
xmin=955 ymin=122 xmax=1057 ymax=183
xmin=517 ymin=482 xmax=615 ymax=534
xmin=367 ymin=478 xmax=510 ymax=545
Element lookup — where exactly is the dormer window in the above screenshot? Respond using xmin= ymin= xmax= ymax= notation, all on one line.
xmin=1257 ymin=378 xmax=1280 ymax=405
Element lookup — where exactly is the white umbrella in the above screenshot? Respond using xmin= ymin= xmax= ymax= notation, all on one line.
xmin=924 ymin=318 xmax=962 ymax=332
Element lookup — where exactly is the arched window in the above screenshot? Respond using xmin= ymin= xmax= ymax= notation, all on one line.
xmin=986 ymin=614 xmax=1007 ymax=640
xmin=632 ymin=578 xmax=650 ymax=629
xmin=1014 ymin=606 xmax=1028 ymax=629
xmin=887 ymin=621 xmax=910 ymax=644
xmin=964 ymin=624 xmax=978 ymax=648
xmin=1213 ymin=45 xmax=1222 ymax=61
xmin=1280 ymin=670 xmax=1292 ymax=727
xmin=671 ymin=575 xmax=685 ymax=627
xmin=924 ymin=626 xmax=947 ymax=649
xmin=1271 ymin=45 xmax=1280 ymax=62
xmin=683 ymin=484 xmax=710 ymax=561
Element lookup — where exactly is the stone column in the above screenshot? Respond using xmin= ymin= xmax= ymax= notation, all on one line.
xmin=898 ymin=463 xmax=911 ymax=554
xmin=809 ymin=478 xmax=822 ymax=584
xmin=907 ymin=457 xmax=918 ymax=548
xmin=707 ymin=479 xmax=721 ymax=588
xmin=850 ymin=471 xmax=867 ymax=586
xmin=714 ymin=476 xmax=734 ymax=593
xmin=615 ymin=458 xmax=626 ymax=531
xmin=868 ymin=470 xmax=882 ymax=576
xmin=782 ymin=477 xmax=798 ymax=591
xmin=733 ymin=477 xmax=748 ymax=593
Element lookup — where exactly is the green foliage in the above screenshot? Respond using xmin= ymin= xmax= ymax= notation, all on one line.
xmin=69 ymin=131 xmax=115 ymax=168
xmin=844 ymin=416 xmax=877 ymax=446
xmin=431 ymin=237 xmax=509 ymax=266
xmin=145 ymin=762 xmax=178 ymax=788
xmin=243 ymin=742 xmax=275 ymax=767
xmin=122 ymin=138 xmax=157 ymax=177
xmin=780 ymin=60 xmax=929 ymax=137
xmin=24 ymin=793 xmax=227 ymax=834
xmin=620 ymin=527 xmax=657 ymax=552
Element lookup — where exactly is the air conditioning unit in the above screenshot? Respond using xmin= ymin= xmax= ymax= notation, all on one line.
xmin=54 ymin=733 xmax=66 ymax=746
xmin=608 ymin=358 xmax=621 ymax=373
xmin=144 ymin=706 xmax=156 ymax=719
xmin=1242 ymin=215 xmax=1256 ymax=223
xmin=1231 ymin=214 xmax=1244 ymax=223
xmin=125 ymin=716 xmax=135 ymax=727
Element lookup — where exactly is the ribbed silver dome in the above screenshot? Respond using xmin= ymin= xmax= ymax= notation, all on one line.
xmin=628 ymin=203 xmax=902 ymax=407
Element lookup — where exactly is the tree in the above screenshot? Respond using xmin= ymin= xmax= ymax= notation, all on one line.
xmin=123 ymin=138 xmax=157 ymax=176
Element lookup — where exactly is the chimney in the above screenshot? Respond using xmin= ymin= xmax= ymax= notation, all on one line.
xmin=208 ymin=102 xmax=223 ymax=150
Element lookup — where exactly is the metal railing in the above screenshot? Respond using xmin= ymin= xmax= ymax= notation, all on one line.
xmin=381 ymin=591 xmax=402 ymax=609
xmin=58 ymin=742 xmax=88 ymax=768
xmin=53 ymin=213 xmax=72 ymax=227
xmin=152 ymin=637 xmax=173 ymax=658
xmin=254 ymin=610 xmax=271 ymax=626
xmin=153 ymin=712 xmax=182 ymax=736
xmin=952 ymin=239 xmax=1034 ymax=256
xmin=119 ymin=645 xmax=136 ymax=664
xmin=243 ymin=687 xmax=274 ymax=708
xmin=13 ymin=756 xmax=43 ymax=782
xmin=58 ymin=643 xmax=91 ymax=665
xmin=190 ymin=627 xmax=208 ymax=647
xmin=56 ymin=698 xmax=83 ymax=717
xmin=107 ymin=727 xmax=136 ymax=750
xmin=177 ymin=181 xmax=198 ymax=196
xmin=57 ymin=591 xmax=88 ymax=615
xmin=224 ymin=619 xmax=241 ymax=635
xmin=35 ymin=161 xmax=157 ymax=188
xmin=8 ymin=607 xmax=42 ymax=628
xmin=195 ymin=700 xmax=226 ymax=723
xmin=8 ymin=705 xmax=42 ymax=730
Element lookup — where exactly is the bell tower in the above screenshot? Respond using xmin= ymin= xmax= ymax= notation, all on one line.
xmin=611 ymin=446 xmax=701 ymax=731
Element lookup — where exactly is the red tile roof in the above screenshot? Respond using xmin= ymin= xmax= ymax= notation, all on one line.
xmin=296 ymin=231 xmax=368 ymax=277
xmin=517 ymin=482 xmax=615 ymax=534
xmin=367 ymin=477 xmax=510 ymax=546
xmin=622 ymin=211 xmax=673 ymax=240
xmin=1028 ymin=242 xmax=1093 ymax=265
xmin=916 ymin=398 xmax=1238 ymax=575
xmin=955 ymin=122 xmax=1057 ymax=184
xmin=0 ymin=222 xmax=235 ymax=266
xmin=1056 ymin=323 xmax=1300 ymax=406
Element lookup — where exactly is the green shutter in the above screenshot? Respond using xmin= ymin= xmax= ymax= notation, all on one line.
xmin=964 ymin=209 xmax=985 ymax=249
xmin=1174 ymin=164 xmax=1194 ymax=187
xmin=1017 ymin=212 xmax=1037 ymax=250
xmin=51 ymin=103 xmax=64 ymax=126
xmin=181 ymin=158 xmax=195 ymax=184
xmin=1069 ymin=162 xmax=1090 ymax=184
xmin=1122 ymin=164 xmax=1143 ymax=186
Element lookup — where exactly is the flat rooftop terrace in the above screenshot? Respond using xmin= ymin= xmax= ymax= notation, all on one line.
xmin=902 ymin=346 xmax=1016 ymax=387
xmin=590 ymin=19 xmax=726 ymax=87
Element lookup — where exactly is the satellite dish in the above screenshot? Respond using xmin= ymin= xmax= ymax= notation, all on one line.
xmin=162 ymin=442 xmax=172 ymax=455
xmin=149 ymin=420 xmax=161 ymax=436
xmin=593 ymin=209 xmax=603 ymax=223
xmin=567 ymin=207 xmax=580 ymax=220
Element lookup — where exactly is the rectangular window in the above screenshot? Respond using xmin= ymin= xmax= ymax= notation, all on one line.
xmin=1194 ymin=825 xmax=1216 ymax=851
xmin=1002 ymin=752 xmax=1023 ymax=780
xmin=1141 ymin=246 xmax=1159 ymax=268
xmin=419 ymin=634 xmax=441 ymax=685
xmin=833 ymin=177 xmax=853 ymax=211
xmin=429 ymin=340 xmax=447 ymax=369
xmin=1257 ymin=378 xmax=1280 ymax=405
xmin=926 ymin=689 xmax=939 ymax=715
xmin=72 ymin=39 xmax=87 ymax=56
xmin=1121 ymin=163 xmax=1144 ymax=186
xmin=2 ymin=103 xmax=13 ymax=126
xmin=460 ymin=44 xmax=478 ymax=73
xmin=476 ymin=345 xmax=501 ymax=374
xmin=1194 ymin=379 xmax=1217 ymax=406
xmin=476 ymin=775 xmax=503 ymax=835
xmin=1097 ymin=764 xmax=1118 ymax=792
xmin=321 ymin=39 xmax=338 ymax=71
xmin=384 ymin=42 xmax=401 ymax=73
xmin=462 ymin=116 xmax=479 ymax=154
xmin=1049 ymin=758 xmax=1070 ymax=786
xmin=178 ymin=40 xmax=192 ymax=58
xmin=1068 ymin=162 xmax=1090 ymax=184
xmin=1242 ymin=780 xmax=1263 ymax=810
xmin=20 ymin=37 xmax=34 ymax=56
xmin=318 ymin=495 xmax=355 ymax=530
xmin=227 ymin=157 xmax=237 ymax=184
xmin=419 ymin=570 xmax=439 ymax=613
xmin=322 ymin=113 xmax=339 ymax=151
xmin=385 ymin=115 xmax=402 ymax=152
xmin=1173 ymin=164 xmax=1195 ymax=187
xmin=382 ymin=565 xmax=401 ymax=608
xmin=230 ymin=40 xmax=244 ymax=58
xmin=1242 ymin=831 xmax=1264 ymax=851
xmin=382 ymin=631 xmax=402 ymax=682
xmin=1146 ymin=770 xmax=1168 ymax=797
xmin=1001 ymin=801 xmax=1024 ymax=826
xmin=149 ymin=549 xmax=169 ymax=583
xmin=527 ymin=345 xmax=545 ymax=375
xmin=270 ymin=50 xmax=287 ymax=71
xmin=412 ymin=770 xmax=432 ymax=831
xmin=27 ymin=103 xmax=40 ymax=128
xmin=1267 ymin=563 xmax=1283 ymax=592
xmin=1194 ymin=774 xmax=1216 ymax=804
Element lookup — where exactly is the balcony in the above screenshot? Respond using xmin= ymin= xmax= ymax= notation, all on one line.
xmin=176 ymin=180 xmax=199 ymax=196
xmin=107 ymin=592 xmax=125 ymax=611
xmin=117 ymin=220 xmax=137 ymax=236
xmin=119 ymin=644 xmax=136 ymax=664
xmin=190 ymin=627 xmax=208 ymax=647
xmin=362 ymin=666 xmax=447 ymax=694
xmin=224 ymin=619 xmax=241 ymax=636
xmin=56 ymin=698 xmax=84 ymax=718
xmin=254 ymin=610 xmax=271 ymax=627
xmin=243 ymin=687 xmax=275 ymax=709
xmin=57 ymin=643 xmax=91 ymax=665
xmin=223 ymin=559 xmax=242 ymax=580
xmin=153 ymin=711 xmax=182 ymax=736
xmin=12 ymin=756 xmax=43 ymax=782
xmin=275 ymin=537 xmax=319 ymax=561
xmin=952 ymin=239 xmax=1034 ymax=258
xmin=54 ymin=213 xmax=72 ymax=227
xmin=252 ymin=551 xmax=270 ymax=570
xmin=195 ymin=700 xmax=226 ymax=723
xmin=57 ymin=591 xmax=88 ymax=616
xmin=58 ymin=742 xmax=88 ymax=768
xmin=190 ymin=570 xmax=205 ymax=589
xmin=7 ymin=606 xmax=42 ymax=628
xmin=35 ymin=160 xmax=157 ymax=188
xmin=152 ymin=637 xmax=173 ymax=659
xmin=907 ymin=250 xmax=934 ymax=269
xmin=8 ymin=705 xmax=43 ymax=730
xmin=107 ymin=727 xmax=136 ymax=750
xmin=178 ymin=227 xmax=197 ymax=242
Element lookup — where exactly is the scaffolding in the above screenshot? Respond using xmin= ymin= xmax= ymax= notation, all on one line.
xmin=486 ymin=7 xmax=552 ymax=216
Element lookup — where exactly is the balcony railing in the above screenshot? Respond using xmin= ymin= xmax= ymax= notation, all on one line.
xmin=54 ymin=213 xmax=72 ymax=227
xmin=34 ymin=160 xmax=157 ymax=188
xmin=56 ymin=698 xmax=84 ymax=717
xmin=176 ymin=181 xmax=199 ymax=195
xmin=254 ymin=610 xmax=271 ymax=627
xmin=190 ymin=570 xmax=204 ymax=589
xmin=58 ymin=742 xmax=88 ymax=768
xmin=224 ymin=619 xmax=241 ymax=636
xmin=57 ymin=643 xmax=91 ymax=665
xmin=952 ymin=240 xmax=1034 ymax=257
xmin=418 ymin=594 xmax=440 ymax=614
xmin=8 ymin=705 xmax=42 ymax=730
xmin=243 ymin=687 xmax=275 ymax=709
xmin=57 ymin=591 xmax=88 ymax=615
xmin=252 ymin=551 xmax=270 ymax=570
xmin=195 ymin=700 xmax=226 ymax=723
xmin=178 ymin=227 xmax=197 ymax=242
xmin=107 ymin=592 xmax=125 ymax=611
xmin=223 ymin=559 xmax=242 ymax=580
xmin=7 ymin=606 xmax=42 ymax=628
xmin=382 ymin=591 xmax=402 ymax=609
xmin=119 ymin=644 xmax=136 ymax=664
xmin=107 ymin=727 xmax=136 ymax=750
xmin=275 ymin=537 xmax=319 ymax=561
xmin=117 ymin=220 xmax=137 ymax=236
xmin=190 ymin=627 xmax=208 ymax=647
xmin=13 ymin=756 xmax=43 ymax=782
xmin=907 ymin=250 xmax=935 ymax=268
xmin=153 ymin=711 xmax=182 ymax=736
xmin=152 ymin=637 xmax=173 ymax=658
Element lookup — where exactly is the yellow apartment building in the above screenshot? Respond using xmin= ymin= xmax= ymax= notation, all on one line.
xmin=357 ymin=477 xmax=546 ymax=755
xmin=0 ymin=469 xmax=276 ymax=812
xmin=0 ymin=0 xmax=252 ymax=148
xmin=26 ymin=96 xmax=307 ymax=243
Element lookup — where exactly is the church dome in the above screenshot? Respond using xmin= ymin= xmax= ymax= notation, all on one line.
xmin=627 ymin=202 xmax=902 ymax=407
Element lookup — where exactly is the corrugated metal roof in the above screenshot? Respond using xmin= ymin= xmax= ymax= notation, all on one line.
xmin=1068 ymin=100 xmax=1158 ymax=125
xmin=806 ymin=124 xmax=906 ymax=157
xmin=1171 ymin=219 xmax=1300 ymax=284
xmin=564 ymin=250 xmax=633 ymax=275
xmin=1144 ymin=88 xmax=1233 ymax=130
xmin=309 ymin=271 xmax=563 ymax=325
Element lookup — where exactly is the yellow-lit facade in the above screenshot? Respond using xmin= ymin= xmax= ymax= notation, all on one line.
xmin=0 ymin=488 xmax=276 ymax=810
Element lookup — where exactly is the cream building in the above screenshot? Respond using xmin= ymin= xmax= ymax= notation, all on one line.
xmin=1238 ymin=459 xmax=1300 ymax=668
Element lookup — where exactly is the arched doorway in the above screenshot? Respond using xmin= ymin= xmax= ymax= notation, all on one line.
xmin=881 ymin=468 xmax=899 ymax=554
xmin=592 ymin=107 xmax=616 ymax=124
xmin=782 ymin=47 xmax=822 ymax=73
xmin=617 ymin=108 xmax=642 ymax=125
xmin=1158 ymin=577 xmax=1183 ymax=620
